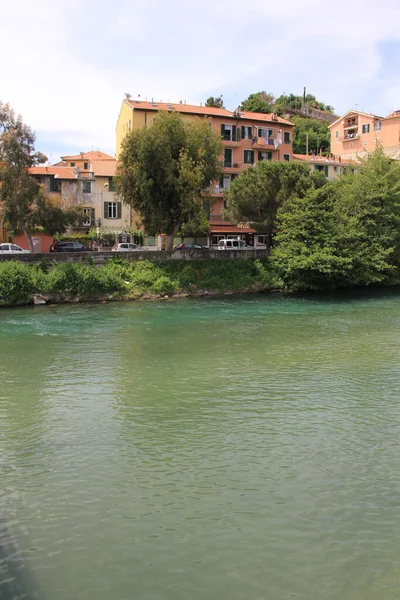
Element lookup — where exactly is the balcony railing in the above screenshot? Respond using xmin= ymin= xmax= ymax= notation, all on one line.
xmin=77 ymin=171 xmax=95 ymax=180
xmin=341 ymin=133 xmax=360 ymax=141
xmin=252 ymin=136 xmax=280 ymax=149
xmin=210 ymin=214 xmax=230 ymax=222
xmin=224 ymin=160 xmax=232 ymax=168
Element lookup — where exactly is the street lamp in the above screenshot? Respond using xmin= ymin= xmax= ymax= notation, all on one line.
xmin=100 ymin=182 xmax=109 ymax=228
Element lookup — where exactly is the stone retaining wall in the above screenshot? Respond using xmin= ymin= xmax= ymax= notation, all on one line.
xmin=0 ymin=249 xmax=268 ymax=265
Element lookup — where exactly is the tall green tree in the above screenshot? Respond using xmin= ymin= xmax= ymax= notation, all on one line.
xmin=205 ymin=96 xmax=224 ymax=108
xmin=0 ymin=102 xmax=78 ymax=250
xmin=240 ymin=92 xmax=275 ymax=113
xmin=291 ymin=116 xmax=331 ymax=154
xmin=116 ymin=111 xmax=222 ymax=250
xmin=225 ymin=161 xmax=325 ymax=252
xmin=270 ymin=150 xmax=400 ymax=291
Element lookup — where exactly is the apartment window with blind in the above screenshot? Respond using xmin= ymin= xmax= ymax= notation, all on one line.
xmin=374 ymin=121 xmax=382 ymax=131
xmin=283 ymin=154 xmax=290 ymax=161
xmin=362 ymin=124 xmax=370 ymax=134
xmin=82 ymin=181 xmax=91 ymax=193
xmin=284 ymin=131 xmax=291 ymax=144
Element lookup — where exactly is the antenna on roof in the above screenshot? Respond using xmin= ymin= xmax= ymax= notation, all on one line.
xmin=125 ymin=92 xmax=131 ymax=100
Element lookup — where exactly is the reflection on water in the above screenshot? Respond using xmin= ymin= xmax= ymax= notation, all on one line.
xmin=1 ymin=292 xmax=400 ymax=599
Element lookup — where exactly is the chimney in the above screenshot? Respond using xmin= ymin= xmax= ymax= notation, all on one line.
xmin=80 ymin=152 xmax=84 ymax=157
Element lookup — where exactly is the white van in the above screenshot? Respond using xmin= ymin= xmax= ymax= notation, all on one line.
xmin=217 ymin=239 xmax=252 ymax=250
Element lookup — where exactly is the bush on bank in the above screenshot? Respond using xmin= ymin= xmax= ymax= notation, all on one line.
xmin=0 ymin=258 xmax=279 ymax=306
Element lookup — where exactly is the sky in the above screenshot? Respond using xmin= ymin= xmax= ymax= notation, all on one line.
xmin=1 ymin=0 xmax=400 ymax=162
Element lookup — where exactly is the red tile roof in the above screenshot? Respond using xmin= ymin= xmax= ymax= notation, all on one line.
xmin=91 ymin=160 xmax=117 ymax=176
xmin=209 ymin=225 xmax=257 ymax=233
xmin=126 ymin=100 xmax=294 ymax=127
xmin=29 ymin=166 xmax=77 ymax=179
xmin=60 ymin=151 xmax=115 ymax=161
xmin=293 ymin=153 xmax=354 ymax=166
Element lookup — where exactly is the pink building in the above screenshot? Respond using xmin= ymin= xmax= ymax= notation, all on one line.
xmin=330 ymin=110 xmax=400 ymax=160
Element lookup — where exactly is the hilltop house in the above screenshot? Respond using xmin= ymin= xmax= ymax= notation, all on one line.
xmin=330 ymin=110 xmax=400 ymax=160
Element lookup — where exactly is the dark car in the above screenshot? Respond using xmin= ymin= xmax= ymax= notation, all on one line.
xmin=49 ymin=241 xmax=91 ymax=252
xmin=173 ymin=243 xmax=208 ymax=250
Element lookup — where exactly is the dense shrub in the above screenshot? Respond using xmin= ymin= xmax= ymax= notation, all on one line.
xmin=0 ymin=258 xmax=275 ymax=306
xmin=0 ymin=262 xmax=34 ymax=304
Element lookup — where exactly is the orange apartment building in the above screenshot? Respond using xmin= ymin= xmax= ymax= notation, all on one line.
xmin=330 ymin=109 xmax=400 ymax=160
xmin=116 ymin=100 xmax=294 ymax=246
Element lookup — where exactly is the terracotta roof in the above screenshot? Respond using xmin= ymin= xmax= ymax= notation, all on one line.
xmin=126 ymin=100 xmax=294 ymax=127
xmin=60 ymin=150 xmax=115 ymax=161
xmin=293 ymin=154 xmax=354 ymax=166
xmin=91 ymin=160 xmax=117 ymax=176
xmin=29 ymin=166 xmax=77 ymax=179
xmin=209 ymin=225 xmax=257 ymax=233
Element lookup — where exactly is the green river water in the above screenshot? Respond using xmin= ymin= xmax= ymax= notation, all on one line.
xmin=1 ymin=291 xmax=400 ymax=600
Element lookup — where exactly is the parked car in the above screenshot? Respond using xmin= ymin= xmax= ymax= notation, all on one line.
xmin=217 ymin=239 xmax=253 ymax=250
xmin=173 ymin=243 xmax=208 ymax=250
xmin=112 ymin=243 xmax=140 ymax=252
xmin=49 ymin=241 xmax=91 ymax=252
xmin=0 ymin=243 xmax=30 ymax=254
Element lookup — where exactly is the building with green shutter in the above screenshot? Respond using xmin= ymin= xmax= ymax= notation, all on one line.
xmin=29 ymin=150 xmax=131 ymax=235
xmin=116 ymin=99 xmax=295 ymax=247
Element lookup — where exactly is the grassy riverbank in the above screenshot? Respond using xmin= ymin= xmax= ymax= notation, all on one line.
xmin=0 ymin=258 xmax=280 ymax=306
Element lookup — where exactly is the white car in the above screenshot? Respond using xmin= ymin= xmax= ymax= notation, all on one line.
xmin=0 ymin=243 xmax=30 ymax=254
xmin=111 ymin=243 xmax=140 ymax=252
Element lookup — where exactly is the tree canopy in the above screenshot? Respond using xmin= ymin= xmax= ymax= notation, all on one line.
xmin=205 ymin=96 xmax=224 ymax=108
xmin=225 ymin=161 xmax=325 ymax=252
xmin=240 ymin=92 xmax=275 ymax=114
xmin=291 ymin=116 xmax=331 ymax=154
xmin=116 ymin=110 xmax=223 ymax=250
xmin=0 ymin=102 xmax=79 ymax=250
xmin=270 ymin=150 xmax=400 ymax=291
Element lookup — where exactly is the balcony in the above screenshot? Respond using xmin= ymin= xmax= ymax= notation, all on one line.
xmin=252 ymin=136 xmax=279 ymax=150
xmin=341 ymin=133 xmax=360 ymax=141
xmin=77 ymin=171 xmax=95 ymax=180
xmin=210 ymin=213 xmax=230 ymax=223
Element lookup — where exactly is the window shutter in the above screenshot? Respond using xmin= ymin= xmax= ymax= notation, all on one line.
xmin=117 ymin=203 xmax=122 ymax=219
xmin=258 ymin=151 xmax=262 ymax=161
xmin=250 ymin=151 xmax=254 ymax=163
xmin=219 ymin=176 xmax=224 ymax=189
xmin=104 ymin=202 xmax=109 ymax=219
xmin=232 ymin=125 xmax=236 ymax=141
xmin=324 ymin=165 xmax=329 ymax=177
xmin=90 ymin=208 xmax=95 ymax=225
xmin=258 ymin=128 xmax=262 ymax=137
xmin=221 ymin=124 xmax=225 ymax=137
xmin=241 ymin=126 xmax=246 ymax=139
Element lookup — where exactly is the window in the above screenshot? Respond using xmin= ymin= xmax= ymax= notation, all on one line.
xmin=374 ymin=121 xmax=382 ymax=131
xmin=284 ymin=131 xmax=291 ymax=144
xmin=82 ymin=181 xmax=91 ymax=193
xmin=283 ymin=154 xmax=290 ymax=161
xmin=211 ymin=234 xmax=227 ymax=245
xmin=49 ymin=177 xmax=61 ymax=192
xmin=11 ymin=244 xmax=22 ymax=251
xmin=221 ymin=124 xmax=236 ymax=141
xmin=315 ymin=164 xmax=324 ymax=172
xmin=104 ymin=201 xmax=122 ymax=219
xmin=244 ymin=150 xmax=254 ymax=164
xmin=241 ymin=126 xmax=252 ymax=140
xmin=257 ymin=235 xmax=268 ymax=246
xmin=362 ymin=124 xmax=370 ymax=134
xmin=108 ymin=177 xmax=115 ymax=191
xmin=258 ymin=151 xmax=272 ymax=161
xmin=70 ymin=162 xmax=75 ymax=167
xmin=335 ymin=130 xmax=339 ymax=139
xmin=83 ymin=162 xmax=89 ymax=170
xmin=82 ymin=207 xmax=94 ymax=226
xmin=224 ymin=148 xmax=232 ymax=167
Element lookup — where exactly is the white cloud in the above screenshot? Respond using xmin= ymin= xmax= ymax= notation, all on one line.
xmin=1 ymin=0 xmax=400 ymax=160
